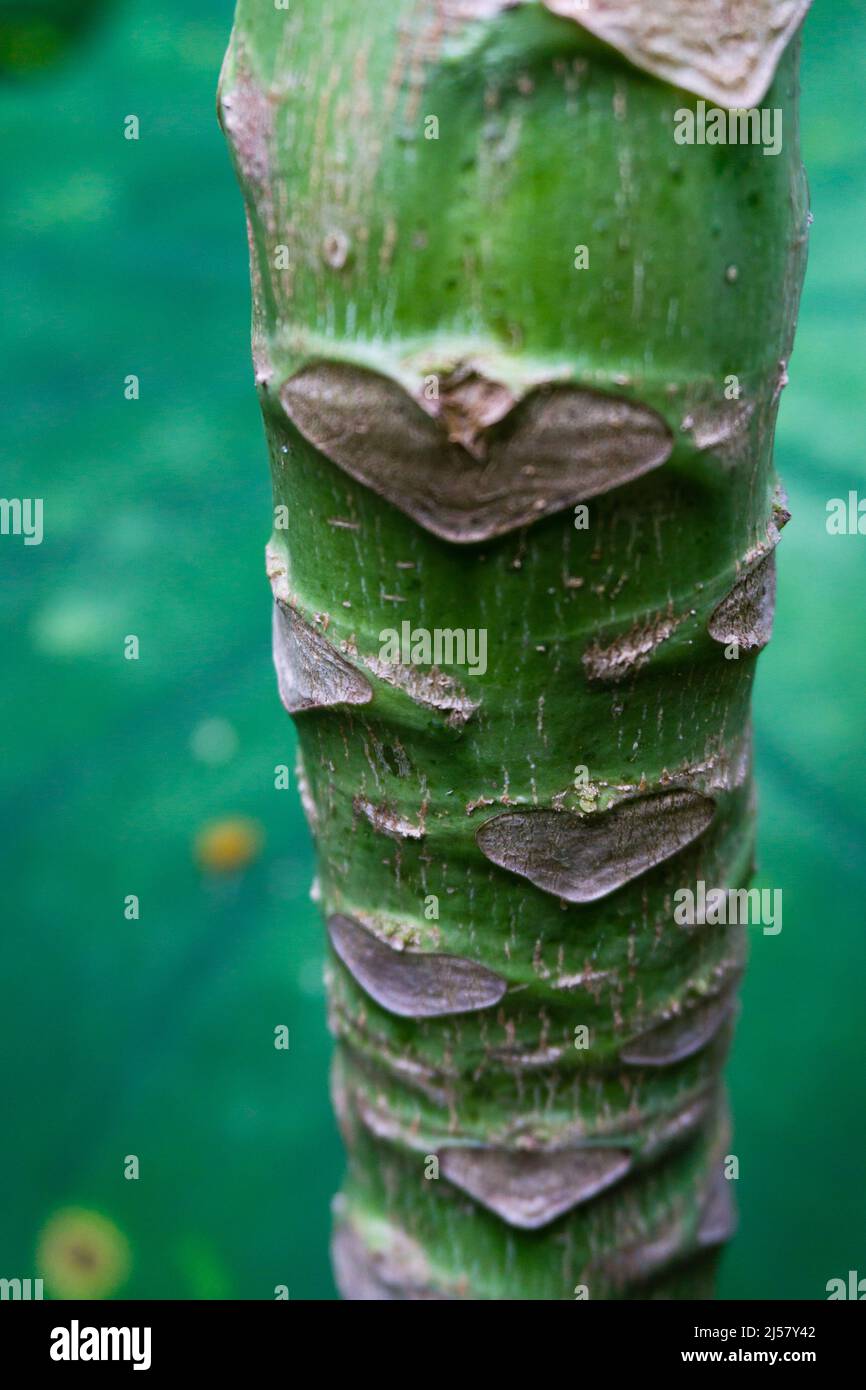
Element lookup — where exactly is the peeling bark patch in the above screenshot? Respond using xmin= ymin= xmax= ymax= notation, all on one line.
xmin=621 ymin=991 xmax=736 ymax=1068
xmin=770 ymin=487 xmax=792 ymax=541
xmin=440 ymin=1146 xmax=631 ymax=1229
xmin=682 ymin=399 xmax=754 ymax=456
xmin=354 ymin=796 xmax=425 ymax=840
xmin=280 ymin=361 xmax=673 ymax=544
xmin=667 ymin=731 xmax=753 ymax=796
xmin=332 ymin=1222 xmax=452 ymax=1301
xmin=272 ymin=602 xmax=373 ymax=713
xmin=542 ymin=0 xmax=813 ymax=108
xmin=328 ymin=914 xmax=507 ymax=1019
xmin=218 ymin=65 xmax=274 ymax=224
xmin=423 ymin=365 xmax=515 ymax=458
xmin=476 ymin=791 xmax=715 ymax=903
xmin=582 ymin=610 xmax=684 ymax=684
xmin=365 ymin=655 xmax=479 ymax=727
xmin=708 ymin=553 xmax=776 ymax=652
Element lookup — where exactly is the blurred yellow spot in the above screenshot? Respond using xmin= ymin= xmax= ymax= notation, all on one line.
xmin=195 ymin=817 xmax=263 ymax=874
xmin=37 ymin=1208 xmax=131 ymax=1300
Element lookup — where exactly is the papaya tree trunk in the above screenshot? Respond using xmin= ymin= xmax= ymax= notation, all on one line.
xmin=219 ymin=0 xmax=810 ymax=1300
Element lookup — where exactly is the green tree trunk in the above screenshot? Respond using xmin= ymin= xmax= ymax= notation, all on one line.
xmin=220 ymin=0 xmax=810 ymax=1300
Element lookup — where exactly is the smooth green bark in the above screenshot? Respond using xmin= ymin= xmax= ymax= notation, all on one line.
xmin=221 ymin=0 xmax=809 ymax=1299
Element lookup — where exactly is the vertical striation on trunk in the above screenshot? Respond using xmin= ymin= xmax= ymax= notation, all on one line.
xmin=220 ymin=0 xmax=810 ymax=1299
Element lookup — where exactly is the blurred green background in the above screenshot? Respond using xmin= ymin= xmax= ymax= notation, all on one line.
xmin=1 ymin=0 xmax=863 ymax=1300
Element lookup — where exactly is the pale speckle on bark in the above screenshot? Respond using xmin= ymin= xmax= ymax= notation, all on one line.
xmin=681 ymin=398 xmax=755 ymax=458
xmin=364 ymin=653 xmax=479 ymax=727
xmin=294 ymin=751 xmax=319 ymax=833
xmin=272 ymin=602 xmax=373 ymax=713
xmin=280 ymin=361 xmax=673 ymax=543
xmin=353 ymin=796 xmax=426 ymax=840
xmin=328 ymin=913 xmax=508 ymax=1019
xmin=476 ymin=790 xmax=716 ymax=903
xmin=322 ymin=229 xmax=351 ymax=270
xmin=582 ymin=607 xmax=686 ymax=684
xmin=487 ymin=1040 xmax=567 ymax=1069
xmin=440 ymin=1145 xmax=632 ymax=1229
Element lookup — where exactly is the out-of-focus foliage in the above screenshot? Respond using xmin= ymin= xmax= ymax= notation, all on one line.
xmin=0 ymin=1 xmax=109 ymax=76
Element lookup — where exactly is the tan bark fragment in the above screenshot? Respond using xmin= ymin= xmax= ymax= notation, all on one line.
xmin=425 ymin=365 xmax=516 ymax=458
xmin=476 ymin=791 xmax=715 ymax=903
xmin=280 ymin=361 xmax=673 ymax=543
xmin=440 ymin=1145 xmax=632 ymax=1229
xmin=542 ymin=0 xmax=812 ymax=109
xmin=328 ymin=913 xmax=508 ymax=1019
xmin=708 ymin=553 xmax=776 ymax=652
xmin=272 ymin=602 xmax=373 ymax=713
